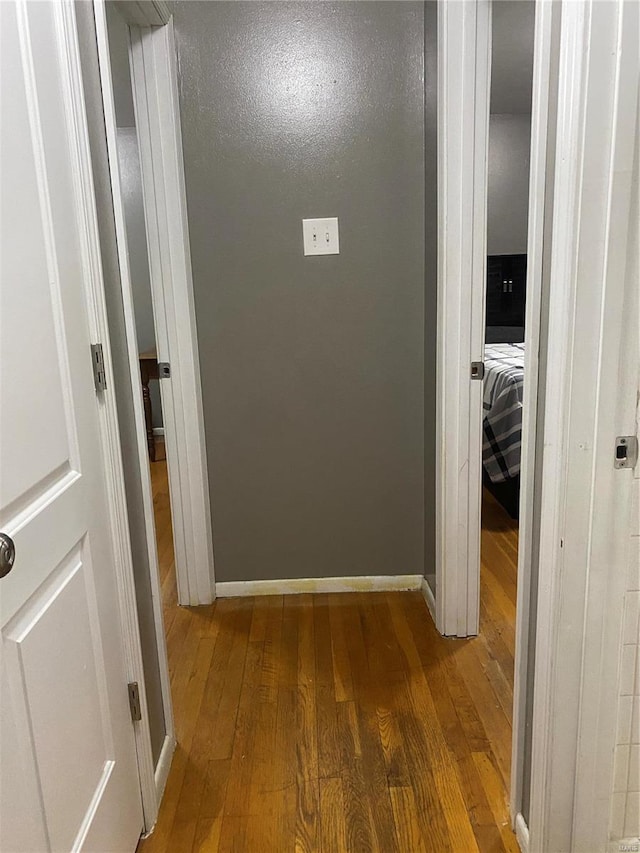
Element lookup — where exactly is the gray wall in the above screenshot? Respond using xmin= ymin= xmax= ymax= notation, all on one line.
xmin=490 ymin=1 xmax=535 ymax=115
xmin=488 ymin=1 xmax=534 ymax=257
xmin=105 ymin=1 xmax=135 ymax=126
xmin=487 ymin=114 xmax=532 ymax=255
xmin=174 ymin=1 xmax=428 ymax=583
xmin=76 ymin=1 xmax=166 ymax=766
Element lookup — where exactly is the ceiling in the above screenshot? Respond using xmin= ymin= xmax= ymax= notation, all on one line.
xmin=490 ymin=0 xmax=536 ymax=114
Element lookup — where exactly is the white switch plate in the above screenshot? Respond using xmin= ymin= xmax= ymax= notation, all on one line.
xmin=302 ymin=217 xmax=339 ymax=256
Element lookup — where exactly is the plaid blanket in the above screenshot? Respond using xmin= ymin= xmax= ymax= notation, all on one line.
xmin=483 ymin=343 xmax=525 ymax=483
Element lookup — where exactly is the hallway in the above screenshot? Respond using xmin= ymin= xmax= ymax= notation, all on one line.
xmin=140 ymin=458 xmax=518 ymax=852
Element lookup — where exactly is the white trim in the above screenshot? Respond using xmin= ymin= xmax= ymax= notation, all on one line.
xmin=528 ymin=4 xmax=589 ymax=842
xmin=216 ymin=575 xmax=423 ymax=599
xmin=436 ymin=0 xmax=491 ymax=638
xmin=129 ymin=20 xmax=215 ymax=607
xmin=93 ymin=0 xmax=174 ymax=829
xmin=153 ymin=734 xmax=174 ymax=805
xmin=510 ymin=0 xmax=554 ymax=825
xmin=527 ymin=2 xmax=594 ymax=847
xmin=55 ymin=0 xmax=159 ymax=832
xmin=568 ymin=0 xmax=638 ymax=847
xmin=420 ymin=577 xmax=437 ymax=624
xmin=528 ymin=1 xmax=639 ymax=850
xmin=466 ymin=0 xmax=491 ymax=636
xmin=152 ymin=427 xmax=165 ymax=438
xmin=515 ymin=813 xmax=530 ymax=853
xmin=139 ymin=733 xmax=174 ymax=839
xmin=437 ymin=0 xmax=553 ymax=825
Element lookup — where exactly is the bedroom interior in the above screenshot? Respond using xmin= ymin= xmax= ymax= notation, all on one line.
xmin=479 ymin=2 xmax=534 ymax=723
xmin=481 ymin=1 xmax=534 ymax=545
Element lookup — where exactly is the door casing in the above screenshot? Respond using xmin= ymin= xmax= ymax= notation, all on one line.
xmin=436 ymin=0 xmax=640 ymax=848
xmin=92 ymin=0 xmax=219 ymax=827
xmin=93 ymin=0 xmax=215 ymax=622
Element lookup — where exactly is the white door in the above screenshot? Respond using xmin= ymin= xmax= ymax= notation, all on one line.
xmin=0 ymin=2 xmax=143 ymax=851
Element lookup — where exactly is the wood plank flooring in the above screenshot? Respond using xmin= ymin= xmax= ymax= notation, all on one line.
xmin=141 ymin=462 xmax=519 ymax=852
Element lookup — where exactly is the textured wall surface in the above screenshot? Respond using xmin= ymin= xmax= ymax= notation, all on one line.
xmin=487 ymin=114 xmax=532 ymax=256
xmin=490 ymin=1 xmax=535 ymax=115
xmin=174 ymin=1 xmax=427 ymax=583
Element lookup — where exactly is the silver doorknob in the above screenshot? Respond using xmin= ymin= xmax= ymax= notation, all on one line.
xmin=0 ymin=533 xmax=16 ymax=578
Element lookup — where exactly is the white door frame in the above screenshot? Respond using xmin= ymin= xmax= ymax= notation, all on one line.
xmin=94 ymin=0 xmax=216 ymax=608
xmin=510 ymin=0 xmax=555 ymax=839
xmin=439 ymin=0 xmax=639 ymax=850
xmin=435 ymin=0 xmax=552 ymax=838
xmin=437 ymin=1 xmax=551 ymax=830
xmin=435 ymin=0 xmax=492 ymax=639
xmin=56 ymin=1 xmax=168 ymax=834
xmin=528 ymin=1 xmax=639 ymax=850
xmin=128 ymin=15 xmax=216 ymax=607
xmin=93 ymin=1 xmax=177 ymax=827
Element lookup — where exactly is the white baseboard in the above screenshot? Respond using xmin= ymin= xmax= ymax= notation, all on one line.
xmin=154 ymin=734 xmax=175 ymax=804
xmin=515 ymin=812 xmax=530 ymax=853
xmin=140 ymin=734 xmax=175 ymax=839
xmin=421 ymin=576 xmax=436 ymax=623
xmin=215 ymin=574 xmax=423 ymax=598
xmin=152 ymin=427 xmax=165 ymax=437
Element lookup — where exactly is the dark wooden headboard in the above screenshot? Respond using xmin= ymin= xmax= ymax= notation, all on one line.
xmin=486 ymin=254 xmax=527 ymax=342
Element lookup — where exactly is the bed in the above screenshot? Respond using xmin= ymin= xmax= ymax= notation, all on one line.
xmin=483 ymin=342 xmax=525 ymax=479
xmin=482 ymin=342 xmax=525 ymax=518
xmin=483 ymin=255 xmax=527 ymax=518
xmin=482 ymin=255 xmax=527 ymax=518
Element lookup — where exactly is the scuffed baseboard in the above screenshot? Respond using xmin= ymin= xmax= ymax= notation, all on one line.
xmin=215 ymin=574 xmax=423 ymax=598
xmin=421 ymin=576 xmax=436 ymax=623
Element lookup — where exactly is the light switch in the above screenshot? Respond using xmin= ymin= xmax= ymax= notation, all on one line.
xmin=302 ymin=217 xmax=339 ymax=256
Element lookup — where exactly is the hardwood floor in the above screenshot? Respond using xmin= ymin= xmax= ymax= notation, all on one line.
xmin=141 ymin=464 xmax=519 ymax=853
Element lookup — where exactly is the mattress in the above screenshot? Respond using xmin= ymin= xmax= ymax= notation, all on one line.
xmin=483 ymin=342 xmax=525 ymax=483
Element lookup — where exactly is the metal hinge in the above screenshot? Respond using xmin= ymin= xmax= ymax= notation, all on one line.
xmin=90 ymin=343 xmax=107 ymax=392
xmin=614 ymin=435 xmax=638 ymax=470
xmin=158 ymin=362 xmax=171 ymax=378
xmin=128 ymin=682 xmax=142 ymax=722
xmin=471 ymin=361 xmax=485 ymax=380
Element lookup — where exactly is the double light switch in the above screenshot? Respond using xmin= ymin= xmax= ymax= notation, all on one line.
xmin=302 ymin=217 xmax=339 ymax=256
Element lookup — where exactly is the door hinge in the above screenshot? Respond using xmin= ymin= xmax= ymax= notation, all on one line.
xmin=90 ymin=343 xmax=107 ymax=392
xmin=471 ymin=361 xmax=485 ymax=380
xmin=614 ymin=435 xmax=638 ymax=470
xmin=128 ymin=682 xmax=142 ymax=722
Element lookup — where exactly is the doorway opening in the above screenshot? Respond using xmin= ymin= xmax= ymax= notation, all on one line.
xmin=99 ymin=1 xmax=177 ymax=825
xmin=94 ymin=0 xmax=215 ymax=828
xmin=480 ymin=0 xmax=535 ymax=821
xmin=103 ymin=0 xmax=178 ymax=626
xmin=434 ymin=0 xmax=548 ymax=843
xmin=480 ymin=0 xmax=534 ymax=531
